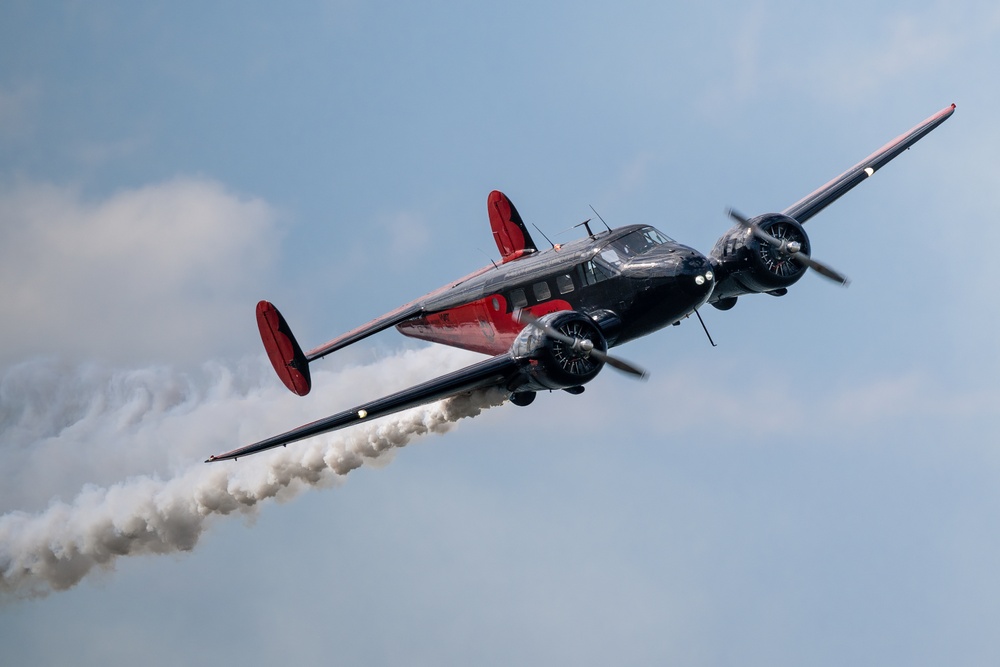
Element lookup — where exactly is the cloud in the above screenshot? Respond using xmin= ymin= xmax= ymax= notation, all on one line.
xmin=0 ymin=178 xmax=283 ymax=367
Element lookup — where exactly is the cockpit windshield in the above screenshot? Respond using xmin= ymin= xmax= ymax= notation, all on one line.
xmin=603 ymin=227 xmax=673 ymax=264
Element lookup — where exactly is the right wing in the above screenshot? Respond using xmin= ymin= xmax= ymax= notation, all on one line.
xmin=783 ymin=103 xmax=955 ymax=224
xmin=206 ymin=353 xmax=522 ymax=462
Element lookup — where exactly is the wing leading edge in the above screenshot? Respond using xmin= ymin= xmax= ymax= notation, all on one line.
xmin=206 ymin=353 xmax=522 ymax=462
xmin=783 ymin=103 xmax=955 ymax=224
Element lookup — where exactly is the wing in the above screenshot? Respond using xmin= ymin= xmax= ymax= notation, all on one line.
xmin=206 ymin=353 xmax=521 ymax=462
xmin=783 ymin=103 xmax=955 ymax=224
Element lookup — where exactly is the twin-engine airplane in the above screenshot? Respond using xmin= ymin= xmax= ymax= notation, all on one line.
xmin=206 ymin=104 xmax=955 ymax=462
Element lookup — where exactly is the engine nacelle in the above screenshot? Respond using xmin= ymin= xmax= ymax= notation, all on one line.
xmin=510 ymin=311 xmax=608 ymax=391
xmin=709 ymin=213 xmax=811 ymax=299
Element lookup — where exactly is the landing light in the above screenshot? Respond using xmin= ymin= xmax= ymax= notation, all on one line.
xmin=705 ymin=271 xmax=714 ymax=281
xmin=695 ymin=275 xmax=705 ymax=286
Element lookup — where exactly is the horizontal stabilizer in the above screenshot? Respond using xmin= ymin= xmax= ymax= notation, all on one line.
xmin=257 ymin=300 xmax=312 ymax=396
xmin=304 ymin=303 xmax=424 ymax=363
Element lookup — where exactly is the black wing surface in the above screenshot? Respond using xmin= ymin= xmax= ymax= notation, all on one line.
xmin=783 ymin=103 xmax=955 ymax=224
xmin=206 ymin=353 xmax=521 ymax=462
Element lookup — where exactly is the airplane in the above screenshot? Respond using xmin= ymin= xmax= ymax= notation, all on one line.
xmin=206 ymin=103 xmax=955 ymax=463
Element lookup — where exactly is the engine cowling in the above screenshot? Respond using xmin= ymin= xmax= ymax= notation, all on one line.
xmin=510 ymin=311 xmax=608 ymax=391
xmin=710 ymin=213 xmax=811 ymax=296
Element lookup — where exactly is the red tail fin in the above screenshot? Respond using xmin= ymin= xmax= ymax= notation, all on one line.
xmin=256 ymin=300 xmax=312 ymax=396
xmin=488 ymin=190 xmax=537 ymax=263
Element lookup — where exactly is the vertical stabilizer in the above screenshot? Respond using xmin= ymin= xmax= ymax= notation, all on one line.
xmin=487 ymin=190 xmax=537 ymax=263
xmin=256 ymin=300 xmax=312 ymax=396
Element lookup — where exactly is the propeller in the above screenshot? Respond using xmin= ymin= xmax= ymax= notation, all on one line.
xmin=518 ymin=311 xmax=649 ymax=380
xmin=727 ymin=208 xmax=850 ymax=286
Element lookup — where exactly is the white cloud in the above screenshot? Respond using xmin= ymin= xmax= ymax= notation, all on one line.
xmin=0 ymin=178 xmax=283 ymax=367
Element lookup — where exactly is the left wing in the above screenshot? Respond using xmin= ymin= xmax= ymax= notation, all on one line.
xmin=783 ymin=103 xmax=955 ymax=224
xmin=206 ymin=353 xmax=521 ymax=462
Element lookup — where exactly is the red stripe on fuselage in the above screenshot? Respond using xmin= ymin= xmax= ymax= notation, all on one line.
xmin=396 ymin=296 xmax=573 ymax=355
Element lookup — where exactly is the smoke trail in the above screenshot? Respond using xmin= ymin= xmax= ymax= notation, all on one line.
xmin=0 ymin=348 xmax=506 ymax=599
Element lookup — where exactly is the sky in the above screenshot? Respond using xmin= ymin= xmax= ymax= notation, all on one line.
xmin=0 ymin=1 xmax=998 ymax=665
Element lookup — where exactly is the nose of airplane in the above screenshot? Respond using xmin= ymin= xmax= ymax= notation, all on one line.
xmin=676 ymin=246 xmax=716 ymax=302
xmin=622 ymin=243 xmax=715 ymax=307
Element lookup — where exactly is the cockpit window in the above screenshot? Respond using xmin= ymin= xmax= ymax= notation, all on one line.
xmin=581 ymin=260 xmax=613 ymax=285
xmin=600 ymin=248 xmax=622 ymax=265
xmin=610 ymin=227 xmax=673 ymax=258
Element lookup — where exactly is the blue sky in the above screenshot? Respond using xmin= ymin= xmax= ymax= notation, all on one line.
xmin=1 ymin=2 xmax=998 ymax=665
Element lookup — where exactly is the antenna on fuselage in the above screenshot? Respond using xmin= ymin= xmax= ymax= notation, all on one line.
xmin=476 ymin=248 xmax=500 ymax=270
xmin=531 ymin=222 xmax=557 ymax=249
xmin=575 ymin=218 xmax=596 ymax=238
xmin=589 ymin=205 xmax=613 ymax=232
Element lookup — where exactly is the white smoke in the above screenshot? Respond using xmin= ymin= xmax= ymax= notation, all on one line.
xmin=0 ymin=348 xmax=506 ymax=599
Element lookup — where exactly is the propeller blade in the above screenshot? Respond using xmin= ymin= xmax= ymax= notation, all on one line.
xmin=517 ymin=311 xmax=648 ymax=380
xmin=588 ymin=348 xmax=648 ymax=379
xmin=791 ymin=253 xmax=851 ymax=286
xmin=729 ymin=208 xmax=784 ymax=249
xmin=727 ymin=207 xmax=849 ymax=287
xmin=726 ymin=207 xmax=751 ymax=226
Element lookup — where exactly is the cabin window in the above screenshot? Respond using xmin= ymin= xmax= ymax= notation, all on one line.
xmin=533 ymin=281 xmax=551 ymax=301
xmin=491 ymin=297 xmax=500 ymax=311
xmin=510 ymin=288 xmax=527 ymax=309
xmin=556 ymin=274 xmax=574 ymax=294
xmin=581 ymin=260 xmax=612 ymax=285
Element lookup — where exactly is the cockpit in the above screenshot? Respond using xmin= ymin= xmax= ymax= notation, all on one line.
xmin=596 ymin=226 xmax=674 ymax=267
